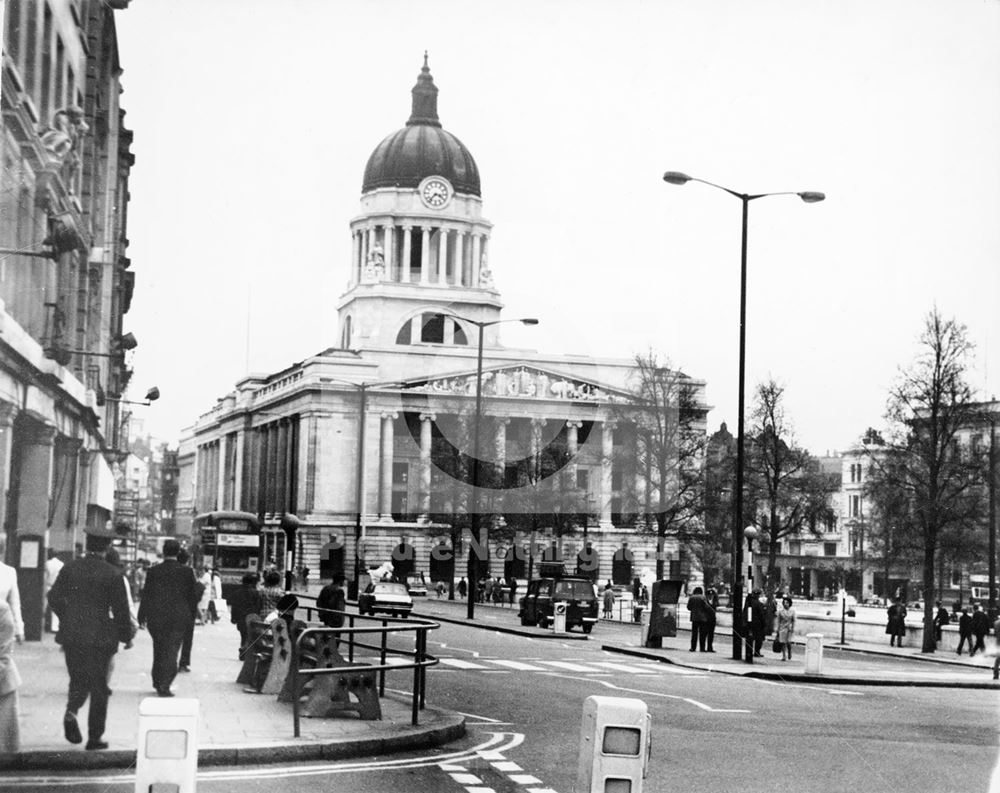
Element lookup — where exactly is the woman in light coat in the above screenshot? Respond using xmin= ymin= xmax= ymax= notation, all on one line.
xmin=775 ymin=596 xmax=796 ymax=661
xmin=0 ymin=599 xmax=21 ymax=753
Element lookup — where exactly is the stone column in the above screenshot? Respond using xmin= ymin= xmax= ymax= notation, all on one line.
xmin=420 ymin=227 xmax=430 ymax=284
xmin=566 ymin=420 xmax=582 ymax=490
xmin=361 ymin=227 xmax=371 ymax=273
xmin=0 ymin=402 xmax=18 ymax=547
xmin=234 ymin=429 xmax=245 ymax=509
xmin=530 ymin=418 xmax=547 ymax=481
xmin=599 ymin=421 xmax=615 ymax=529
xmin=401 ymin=225 xmax=412 ymax=283
xmin=419 ymin=413 xmax=436 ymax=521
xmin=383 ymin=224 xmax=394 ymax=280
xmin=379 ymin=412 xmax=398 ymax=521
xmin=217 ymin=434 xmax=228 ymax=511
xmin=437 ymin=228 xmax=448 ymax=285
xmin=15 ymin=422 xmax=56 ymax=642
xmin=494 ymin=417 xmax=510 ymax=482
xmin=472 ymin=234 xmax=482 ymax=287
xmin=351 ymin=231 xmax=360 ymax=284
xmin=456 ymin=230 xmax=467 ymax=285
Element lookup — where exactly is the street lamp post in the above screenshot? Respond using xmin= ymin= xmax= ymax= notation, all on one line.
xmin=743 ymin=524 xmax=758 ymax=663
xmin=662 ymin=171 xmax=824 ymax=662
xmin=445 ymin=314 xmax=538 ymax=620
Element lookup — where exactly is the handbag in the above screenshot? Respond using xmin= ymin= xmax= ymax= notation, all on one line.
xmin=772 ymin=638 xmax=783 ymax=653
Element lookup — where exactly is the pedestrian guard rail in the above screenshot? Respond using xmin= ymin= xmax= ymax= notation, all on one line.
xmin=240 ymin=591 xmax=439 ymax=737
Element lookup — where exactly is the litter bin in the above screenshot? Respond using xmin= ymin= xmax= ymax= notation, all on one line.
xmin=645 ymin=579 xmax=684 ymax=648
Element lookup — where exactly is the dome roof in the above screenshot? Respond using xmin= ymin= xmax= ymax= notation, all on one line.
xmin=362 ymin=56 xmax=481 ymax=197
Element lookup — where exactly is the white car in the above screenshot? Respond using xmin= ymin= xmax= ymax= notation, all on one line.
xmin=358 ymin=581 xmax=413 ymax=617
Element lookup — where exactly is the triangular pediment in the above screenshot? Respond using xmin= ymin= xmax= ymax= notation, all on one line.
xmin=396 ymin=364 xmax=631 ymax=403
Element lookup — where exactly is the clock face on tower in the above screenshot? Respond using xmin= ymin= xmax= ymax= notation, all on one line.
xmin=419 ymin=176 xmax=453 ymax=209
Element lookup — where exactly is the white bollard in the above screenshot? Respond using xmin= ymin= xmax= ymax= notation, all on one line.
xmin=804 ymin=633 xmax=824 ymax=675
xmin=135 ymin=697 xmax=199 ymax=793
xmin=553 ymin=601 xmax=567 ymax=633
xmin=575 ymin=695 xmax=650 ymax=793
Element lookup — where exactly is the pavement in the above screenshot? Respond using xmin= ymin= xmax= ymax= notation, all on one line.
xmin=1 ymin=614 xmax=464 ymax=772
xmin=410 ymin=595 xmax=1000 ymax=689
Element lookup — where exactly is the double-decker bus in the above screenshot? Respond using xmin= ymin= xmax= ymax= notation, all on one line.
xmin=191 ymin=511 xmax=262 ymax=598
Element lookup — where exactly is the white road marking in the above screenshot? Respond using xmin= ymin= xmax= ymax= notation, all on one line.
xmin=440 ymin=658 xmax=491 ymax=669
xmin=492 ymin=761 xmax=523 ymax=772
xmin=482 ymin=670 xmax=511 ymax=674
xmin=549 ymin=674 xmax=752 ymax=713
xmin=466 ymin=788 xmax=497 ymax=793
xmin=451 ymin=773 xmax=483 ymax=784
xmin=488 ymin=659 xmax=547 ymax=671
xmin=539 ymin=660 xmax=594 ymax=672
xmin=478 ymin=749 xmax=509 ymax=760
xmin=510 ymin=773 xmax=543 ymax=784
xmin=591 ymin=661 xmax=658 ymax=674
xmin=431 ymin=641 xmax=481 ymax=658
xmin=440 ymin=764 xmax=468 ymax=771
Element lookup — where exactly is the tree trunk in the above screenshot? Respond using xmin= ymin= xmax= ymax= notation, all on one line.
xmin=766 ymin=540 xmax=778 ymax=596
xmin=655 ymin=520 xmax=665 ymax=580
xmin=921 ymin=537 xmax=936 ymax=653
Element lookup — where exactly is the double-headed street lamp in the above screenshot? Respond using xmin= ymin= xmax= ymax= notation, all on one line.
xmin=662 ymin=171 xmax=824 ymax=662
xmin=445 ymin=314 xmax=539 ymax=620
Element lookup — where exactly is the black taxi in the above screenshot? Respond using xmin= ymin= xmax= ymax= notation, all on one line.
xmin=518 ymin=574 xmax=599 ymax=633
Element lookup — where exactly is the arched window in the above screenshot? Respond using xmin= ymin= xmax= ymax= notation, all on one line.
xmin=395 ymin=314 xmax=469 ymax=346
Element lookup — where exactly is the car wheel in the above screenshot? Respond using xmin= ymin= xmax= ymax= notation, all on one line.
xmin=538 ymin=615 xmax=549 ymax=629
xmin=582 ymin=623 xmax=594 ymax=634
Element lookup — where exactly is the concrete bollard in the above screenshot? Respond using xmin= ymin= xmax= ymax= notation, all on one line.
xmin=135 ymin=697 xmax=199 ymax=793
xmin=804 ymin=633 xmax=824 ymax=674
xmin=553 ymin=601 xmax=567 ymax=633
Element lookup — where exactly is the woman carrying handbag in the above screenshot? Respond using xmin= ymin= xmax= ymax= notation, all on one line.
xmin=775 ymin=596 xmax=796 ymax=661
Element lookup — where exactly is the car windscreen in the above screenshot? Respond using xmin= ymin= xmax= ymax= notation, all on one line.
xmin=376 ymin=584 xmax=408 ymax=595
xmin=555 ymin=580 xmax=597 ymax=600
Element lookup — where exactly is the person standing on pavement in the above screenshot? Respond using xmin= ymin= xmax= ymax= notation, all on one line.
xmin=970 ymin=603 xmax=990 ymax=656
xmin=508 ymin=576 xmax=518 ymax=606
xmin=137 ymin=539 xmax=200 ymax=697
xmin=705 ymin=588 xmax=719 ymax=652
xmin=316 ymin=573 xmax=346 ymax=634
xmin=602 ymin=582 xmax=615 ymax=619
xmin=686 ymin=586 xmax=711 ymax=652
xmin=885 ymin=599 xmax=907 ymax=647
xmin=47 ymin=527 xmax=134 ymax=750
xmin=0 ymin=599 xmax=22 ymax=752
xmin=457 ymin=578 xmax=467 ymax=599
xmin=775 ymin=596 xmax=796 ymax=661
xmin=956 ymin=607 xmax=973 ymax=655
xmin=259 ymin=569 xmax=284 ymax=618
xmin=932 ymin=600 xmax=950 ymax=645
xmin=748 ymin=589 xmax=767 ymax=657
xmin=228 ymin=574 xmax=262 ymax=659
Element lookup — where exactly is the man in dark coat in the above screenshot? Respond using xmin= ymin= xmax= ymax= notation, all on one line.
xmin=47 ymin=528 xmax=134 ymax=751
xmin=970 ymin=603 xmax=990 ymax=656
xmin=686 ymin=587 xmax=712 ymax=652
xmin=228 ymin=574 xmax=263 ymax=659
xmin=137 ymin=539 xmax=200 ymax=697
xmin=932 ymin=600 xmax=950 ymax=644
xmin=316 ymin=573 xmax=346 ymax=630
xmin=956 ymin=607 xmax=973 ymax=655
xmin=747 ymin=589 xmax=767 ymax=658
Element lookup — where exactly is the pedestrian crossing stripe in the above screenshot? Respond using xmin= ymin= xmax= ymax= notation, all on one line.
xmin=430 ymin=657 xmax=702 ymax=675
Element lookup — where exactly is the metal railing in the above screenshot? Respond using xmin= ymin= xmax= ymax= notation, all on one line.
xmin=287 ymin=593 xmax=439 ymax=736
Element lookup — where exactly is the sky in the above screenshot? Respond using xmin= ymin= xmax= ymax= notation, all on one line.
xmin=114 ymin=0 xmax=1000 ymax=454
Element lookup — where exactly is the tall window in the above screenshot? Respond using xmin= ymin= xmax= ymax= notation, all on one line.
xmin=849 ymin=494 xmax=861 ymax=518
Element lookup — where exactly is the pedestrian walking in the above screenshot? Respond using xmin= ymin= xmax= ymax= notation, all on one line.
xmin=316 ymin=573 xmax=347 ymax=630
xmin=301 ymin=566 xmax=310 ymax=589
xmin=47 ymin=527 xmax=134 ymax=750
xmin=932 ymin=600 xmax=950 ymax=644
xmin=435 ymin=581 xmax=446 ymax=598
xmin=176 ymin=548 xmax=200 ymax=672
xmin=136 ymin=539 xmax=200 ymax=698
xmin=775 ymin=596 xmax=796 ymax=661
xmin=0 ymin=599 xmax=22 ymax=753
xmin=748 ymin=589 xmax=766 ymax=657
xmin=228 ymin=574 xmax=263 ymax=660
xmin=457 ymin=577 xmax=468 ymax=599
xmin=705 ymin=588 xmax=719 ymax=652
xmin=956 ymin=607 xmax=973 ymax=655
xmin=44 ymin=549 xmax=63 ymax=634
xmin=686 ymin=587 xmax=711 ymax=652
xmin=602 ymin=582 xmax=615 ymax=619
xmin=0 ymin=537 xmax=23 ymax=646
xmin=508 ymin=576 xmax=518 ymax=606
xmin=885 ymin=599 xmax=907 ymax=647
xmin=970 ymin=603 xmax=989 ymax=656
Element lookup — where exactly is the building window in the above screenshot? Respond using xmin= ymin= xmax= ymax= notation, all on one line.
xmin=392 ymin=461 xmax=409 ymax=485
xmin=5 ymin=0 xmax=20 ymax=63
xmin=395 ymin=318 xmax=411 ymax=345
xmin=576 ymin=469 xmax=589 ymax=491
xmin=611 ymin=469 xmax=622 ymax=490
xmin=849 ymin=494 xmax=861 ymax=518
xmin=420 ymin=313 xmax=445 ymax=343
xmin=824 ymin=542 xmax=838 ymax=556
xmin=788 ymin=541 xmax=801 ymax=556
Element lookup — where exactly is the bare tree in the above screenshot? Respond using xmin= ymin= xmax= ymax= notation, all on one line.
xmin=614 ymin=352 xmax=707 ymax=580
xmin=866 ymin=309 xmax=982 ymax=652
xmin=748 ymin=379 xmax=838 ymax=592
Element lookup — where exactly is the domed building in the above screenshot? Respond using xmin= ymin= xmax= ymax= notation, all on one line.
xmin=179 ymin=58 xmax=708 ymax=595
